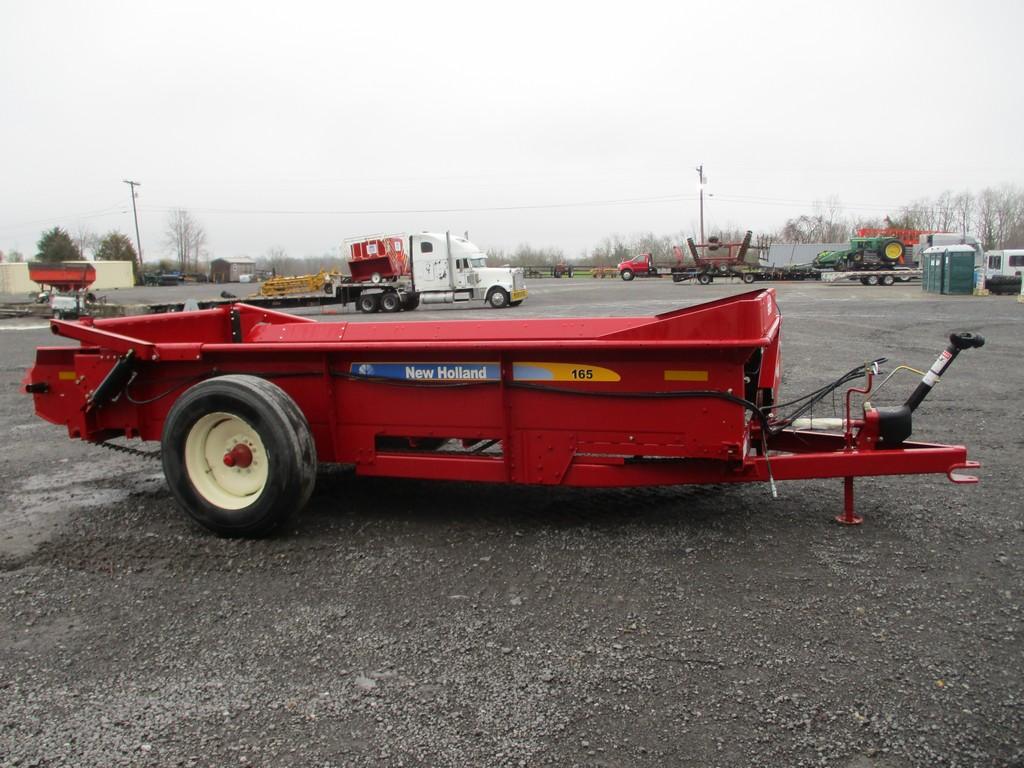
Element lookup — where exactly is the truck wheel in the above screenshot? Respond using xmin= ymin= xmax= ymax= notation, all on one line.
xmin=621 ymin=269 xmax=634 ymax=281
xmin=358 ymin=294 xmax=380 ymax=313
xmin=487 ymin=287 xmax=510 ymax=308
xmin=881 ymin=274 xmax=895 ymax=286
xmin=742 ymin=273 xmax=756 ymax=284
xmin=401 ymin=293 xmax=420 ymax=310
xmin=863 ymin=274 xmax=880 ymax=286
xmin=380 ymin=292 xmax=401 ymax=313
xmin=323 ymin=283 xmax=333 ymax=296
xmin=697 ymin=274 xmax=712 ymax=285
xmin=161 ymin=375 xmax=317 ymax=537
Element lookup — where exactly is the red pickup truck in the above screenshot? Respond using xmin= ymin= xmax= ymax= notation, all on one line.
xmin=617 ymin=253 xmax=664 ymax=280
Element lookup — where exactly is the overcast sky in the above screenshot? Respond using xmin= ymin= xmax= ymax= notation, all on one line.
xmin=1 ymin=0 xmax=1021 ymax=262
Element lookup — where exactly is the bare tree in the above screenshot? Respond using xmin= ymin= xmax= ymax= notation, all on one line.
xmin=73 ymin=225 xmax=100 ymax=259
xmin=933 ymin=190 xmax=958 ymax=231
xmin=953 ymin=192 xmax=974 ymax=236
xmin=164 ymin=209 xmax=207 ymax=273
xmin=264 ymin=246 xmax=290 ymax=276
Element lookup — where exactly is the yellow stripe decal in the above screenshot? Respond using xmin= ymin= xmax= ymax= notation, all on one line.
xmin=513 ymin=362 xmax=621 ymax=382
xmin=664 ymin=370 xmax=709 ymax=382
xmin=58 ymin=371 xmax=77 ymax=381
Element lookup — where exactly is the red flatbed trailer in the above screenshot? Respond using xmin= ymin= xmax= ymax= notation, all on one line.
xmin=23 ymin=289 xmax=981 ymax=536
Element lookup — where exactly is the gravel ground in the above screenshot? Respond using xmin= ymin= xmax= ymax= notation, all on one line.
xmin=0 ymin=279 xmax=1021 ymax=767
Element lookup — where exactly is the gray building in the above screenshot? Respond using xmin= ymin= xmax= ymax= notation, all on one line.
xmin=210 ymin=256 xmax=256 ymax=283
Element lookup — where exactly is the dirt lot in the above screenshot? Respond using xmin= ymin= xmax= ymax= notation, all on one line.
xmin=0 ymin=279 xmax=1021 ymax=767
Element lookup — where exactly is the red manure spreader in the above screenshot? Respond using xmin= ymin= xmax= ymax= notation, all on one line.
xmin=23 ymin=289 xmax=982 ymax=536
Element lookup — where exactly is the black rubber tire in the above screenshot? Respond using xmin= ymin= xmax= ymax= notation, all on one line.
xmin=488 ymin=287 xmax=510 ymax=308
xmin=880 ymin=274 xmax=895 ymax=286
xmin=621 ymin=269 xmax=634 ymax=281
xmin=697 ymin=273 xmax=712 ymax=285
xmin=161 ymin=375 xmax=317 ymax=537
xmin=742 ymin=273 xmax=756 ymax=284
xmin=358 ymin=293 xmax=380 ymax=313
xmin=323 ymin=283 xmax=333 ymax=296
xmin=401 ymin=293 xmax=421 ymax=311
xmin=380 ymin=292 xmax=401 ymax=313
xmin=860 ymin=277 xmax=871 ymax=285
xmin=881 ymin=239 xmax=905 ymax=262
xmin=864 ymin=274 xmax=880 ymax=286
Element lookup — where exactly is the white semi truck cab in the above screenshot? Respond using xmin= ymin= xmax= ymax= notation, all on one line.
xmin=350 ymin=232 xmax=526 ymax=313
xmin=410 ymin=232 xmax=526 ymax=308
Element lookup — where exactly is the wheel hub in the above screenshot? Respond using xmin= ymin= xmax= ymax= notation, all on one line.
xmin=223 ymin=443 xmax=253 ymax=468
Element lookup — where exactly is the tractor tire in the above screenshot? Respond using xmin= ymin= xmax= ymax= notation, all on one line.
xmin=358 ymin=293 xmax=380 ymax=313
xmin=380 ymin=292 xmax=402 ymax=313
xmin=697 ymin=273 xmax=712 ymax=285
xmin=621 ymin=269 xmax=634 ymax=281
xmin=487 ymin=287 xmax=510 ymax=308
xmin=161 ymin=375 xmax=317 ymax=537
xmin=882 ymin=239 xmax=905 ymax=262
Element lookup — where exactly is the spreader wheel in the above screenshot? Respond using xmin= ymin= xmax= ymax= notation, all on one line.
xmin=161 ymin=375 xmax=317 ymax=537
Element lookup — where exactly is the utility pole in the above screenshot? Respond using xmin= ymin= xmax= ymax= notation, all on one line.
xmin=122 ymin=179 xmax=143 ymax=281
xmin=696 ymin=164 xmax=705 ymax=245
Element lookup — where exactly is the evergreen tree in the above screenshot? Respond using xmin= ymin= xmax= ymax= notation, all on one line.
xmin=35 ymin=227 xmax=81 ymax=262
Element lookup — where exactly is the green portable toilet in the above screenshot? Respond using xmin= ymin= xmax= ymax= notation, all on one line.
xmin=942 ymin=246 xmax=977 ymax=295
xmin=922 ymin=248 xmax=945 ymax=293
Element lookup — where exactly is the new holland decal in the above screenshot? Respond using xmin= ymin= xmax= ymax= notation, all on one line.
xmin=349 ymin=361 xmax=622 ymax=382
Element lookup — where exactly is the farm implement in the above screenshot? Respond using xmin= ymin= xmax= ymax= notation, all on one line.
xmin=23 ymin=289 xmax=982 ymax=536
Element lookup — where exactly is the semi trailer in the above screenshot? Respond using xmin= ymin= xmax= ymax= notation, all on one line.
xmin=256 ymin=232 xmax=526 ymax=313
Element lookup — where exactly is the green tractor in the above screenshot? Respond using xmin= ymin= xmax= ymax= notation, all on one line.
xmin=814 ymin=236 xmax=906 ymax=271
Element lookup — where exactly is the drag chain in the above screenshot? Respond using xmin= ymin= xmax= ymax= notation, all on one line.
xmin=95 ymin=440 xmax=162 ymax=461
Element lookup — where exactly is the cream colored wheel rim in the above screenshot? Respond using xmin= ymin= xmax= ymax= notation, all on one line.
xmin=184 ymin=412 xmax=268 ymax=510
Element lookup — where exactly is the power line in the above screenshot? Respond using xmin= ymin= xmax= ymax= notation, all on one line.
xmin=0 ymin=204 xmax=127 ymax=233
xmin=137 ymin=193 xmax=698 ymax=217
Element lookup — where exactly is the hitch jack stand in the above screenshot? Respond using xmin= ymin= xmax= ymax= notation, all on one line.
xmin=836 ymin=476 xmax=863 ymax=526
